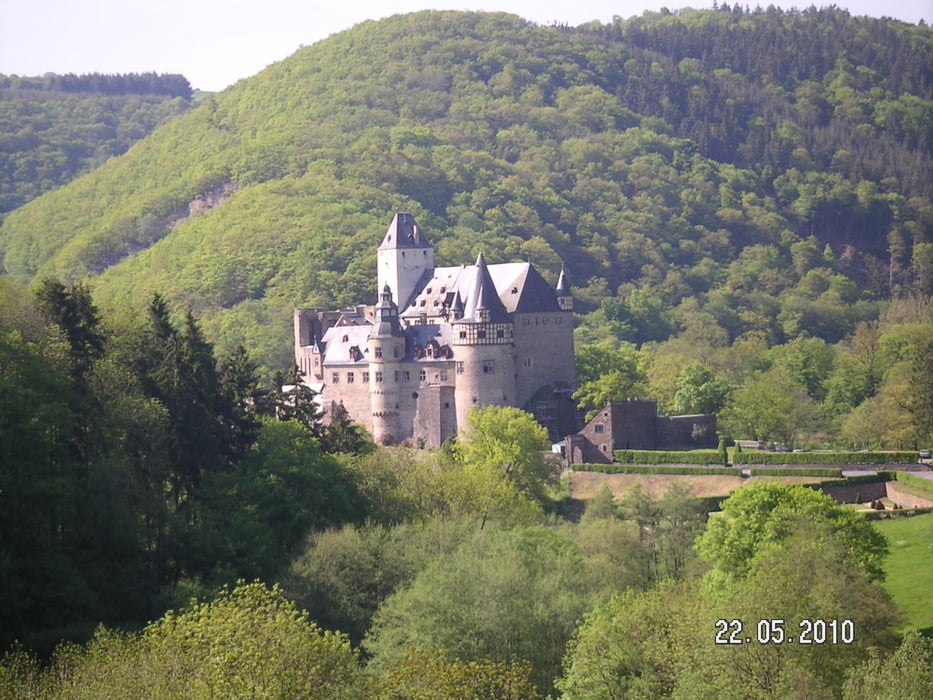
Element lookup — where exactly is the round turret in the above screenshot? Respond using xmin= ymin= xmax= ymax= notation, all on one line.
xmin=451 ymin=253 xmax=517 ymax=422
xmin=369 ymin=284 xmax=405 ymax=444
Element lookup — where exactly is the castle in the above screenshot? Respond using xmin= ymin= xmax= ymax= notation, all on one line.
xmin=294 ymin=213 xmax=577 ymax=447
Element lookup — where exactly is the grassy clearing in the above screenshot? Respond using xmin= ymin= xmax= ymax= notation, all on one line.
xmin=873 ymin=513 xmax=933 ymax=634
xmin=567 ymin=471 xmax=828 ymax=501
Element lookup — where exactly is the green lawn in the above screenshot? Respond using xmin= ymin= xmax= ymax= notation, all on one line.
xmin=874 ymin=513 xmax=933 ymax=634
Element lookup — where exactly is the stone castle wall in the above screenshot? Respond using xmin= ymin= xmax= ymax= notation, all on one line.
xmin=512 ymin=310 xmax=576 ymax=408
xmin=656 ymin=414 xmax=718 ymax=449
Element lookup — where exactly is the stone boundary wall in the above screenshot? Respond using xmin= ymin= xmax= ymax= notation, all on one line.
xmin=885 ymin=482 xmax=933 ymax=508
xmin=819 ymin=481 xmax=888 ymax=504
xmin=818 ymin=478 xmax=933 ymax=507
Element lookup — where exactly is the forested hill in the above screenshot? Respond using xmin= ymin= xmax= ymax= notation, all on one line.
xmin=0 ymin=72 xmax=194 ymax=212
xmin=0 ymin=7 xmax=931 ymax=374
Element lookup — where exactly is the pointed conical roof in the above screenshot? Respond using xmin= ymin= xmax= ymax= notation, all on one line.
xmin=451 ymin=287 xmax=464 ymax=315
xmin=556 ymin=268 xmax=570 ymax=296
xmin=378 ymin=212 xmax=430 ymax=250
xmin=460 ymin=252 xmax=509 ymax=323
xmin=372 ymin=284 xmax=403 ymax=337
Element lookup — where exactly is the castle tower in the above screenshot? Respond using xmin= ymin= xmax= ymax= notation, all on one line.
xmin=556 ymin=268 xmax=573 ymax=312
xmin=377 ymin=212 xmax=434 ymax=310
xmin=452 ymin=253 xmax=517 ymax=427
xmin=368 ymin=284 xmax=406 ymax=444
xmin=293 ymin=308 xmax=323 ymax=381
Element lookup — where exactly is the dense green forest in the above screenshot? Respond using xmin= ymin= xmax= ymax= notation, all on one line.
xmin=0 ymin=72 xmax=194 ymax=213
xmin=1 ymin=11 xmax=931 ymax=440
xmin=2 ymin=277 xmax=932 ymax=698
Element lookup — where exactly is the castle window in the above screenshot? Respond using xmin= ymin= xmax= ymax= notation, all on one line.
xmin=332 ymin=372 xmax=340 ymax=384
xmin=523 ymin=357 xmax=533 ymax=368
xmin=393 ymin=345 xmax=401 ymax=358
xmin=402 ymin=370 xmax=410 ymax=382
xmin=482 ymin=360 xmax=495 ymax=374
xmin=496 ymin=328 xmax=504 ymax=338
xmin=394 ymin=371 xmax=400 ymax=382
xmin=456 ymin=362 xmax=464 ymax=375
xmin=342 ymin=334 xmax=349 ymax=343
xmin=459 ymin=331 xmax=467 ymax=339
xmin=314 ymin=357 xmax=320 ymax=365
xmin=439 ymin=369 xmax=448 ymax=382
xmin=375 ymin=347 xmax=383 ymax=359
xmin=347 ymin=372 xmax=354 ymax=384
xmin=477 ymin=329 xmax=486 ymax=339
xmin=594 ymin=424 xmax=605 ymax=434
xmin=363 ymin=372 xmax=370 ymax=383
xmin=419 ymin=369 xmax=426 ymax=382
xmin=375 ymin=371 xmax=383 ymax=383
xmin=522 ymin=318 xmax=530 ymax=326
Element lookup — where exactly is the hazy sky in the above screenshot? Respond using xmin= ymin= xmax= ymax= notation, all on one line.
xmin=1 ymin=1 xmax=930 ymax=92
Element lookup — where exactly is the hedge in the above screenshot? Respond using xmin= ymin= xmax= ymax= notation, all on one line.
xmin=573 ymin=463 xmax=743 ymax=476
xmin=813 ymin=472 xmax=897 ymax=488
xmin=733 ymin=451 xmax=917 ymax=466
xmin=893 ymin=471 xmax=933 ymax=496
xmin=613 ymin=449 xmax=729 ymax=466
xmin=747 ymin=467 xmax=843 ymax=478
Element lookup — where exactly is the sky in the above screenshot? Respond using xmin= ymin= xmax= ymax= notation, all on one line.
xmin=1 ymin=1 xmax=930 ymax=92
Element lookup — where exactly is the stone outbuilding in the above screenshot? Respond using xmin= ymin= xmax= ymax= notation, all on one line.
xmin=564 ymin=399 xmax=717 ymax=464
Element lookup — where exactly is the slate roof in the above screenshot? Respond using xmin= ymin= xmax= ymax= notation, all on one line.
xmin=378 ymin=212 xmax=430 ymax=250
xmin=399 ymin=259 xmax=562 ymax=320
xmin=320 ymin=324 xmax=371 ymax=365
xmin=459 ymin=252 xmax=510 ymax=323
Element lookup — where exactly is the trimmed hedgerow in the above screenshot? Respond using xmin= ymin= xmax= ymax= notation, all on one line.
xmin=573 ymin=463 xmax=744 ymax=476
xmin=612 ymin=450 xmax=730 ymax=466
xmin=894 ymin=471 xmax=933 ymax=495
xmin=747 ymin=467 xmax=843 ymax=478
xmin=814 ymin=472 xmax=897 ymax=488
xmin=733 ymin=451 xmax=917 ymax=466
